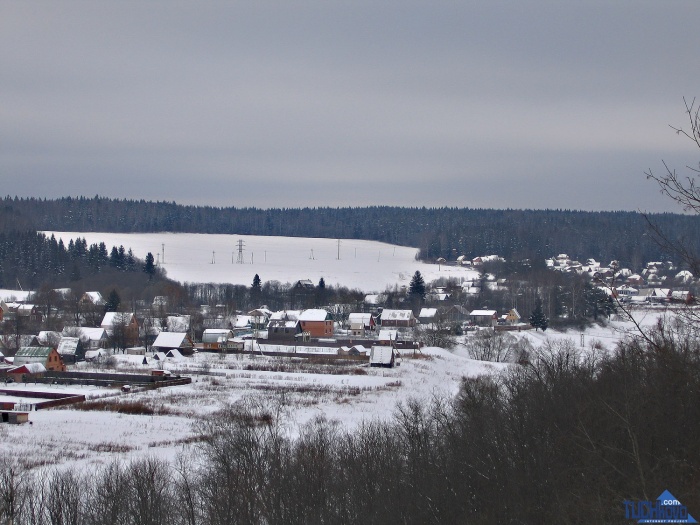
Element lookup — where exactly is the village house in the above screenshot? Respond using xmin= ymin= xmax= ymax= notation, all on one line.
xmin=298 ymin=309 xmax=334 ymax=338
xmin=379 ymin=309 xmax=416 ymax=328
xmin=56 ymin=336 xmax=85 ymax=364
xmin=101 ymin=312 xmax=139 ymax=346
xmin=505 ymin=308 xmax=521 ymax=325
xmin=348 ymin=313 xmax=376 ymax=336
xmin=418 ymin=308 xmax=438 ymax=327
xmin=14 ymin=346 xmax=66 ymax=372
xmin=62 ymin=326 xmax=109 ymax=350
xmin=470 ymin=309 xmax=498 ymax=327
xmin=151 ymin=332 xmax=195 ymax=355
xmin=80 ymin=291 xmax=105 ymax=306
xmin=267 ymin=317 xmax=302 ymax=341
xmin=671 ymin=290 xmax=694 ymax=304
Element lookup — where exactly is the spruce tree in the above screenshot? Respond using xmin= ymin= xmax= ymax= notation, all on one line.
xmin=409 ymin=271 xmax=426 ymax=300
xmin=250 ymin=274 xmax=262 ymax=306
xmin=105 ymin=289 xmax=121 ymax=312
xmin=529 ymin=296 xmax=548 ymax=331
xmin=144 ymin=252 xmax=156 ymax=279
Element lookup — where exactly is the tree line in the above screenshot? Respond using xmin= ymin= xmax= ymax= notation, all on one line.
xmin=3 ymin=196 xmax=700 ymax=269
xmin=0 ymin=318 xmax=698 ymax=524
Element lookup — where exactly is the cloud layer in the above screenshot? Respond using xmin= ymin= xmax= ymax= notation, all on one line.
xmin=2 ymin=1 xmax=700 ymax=212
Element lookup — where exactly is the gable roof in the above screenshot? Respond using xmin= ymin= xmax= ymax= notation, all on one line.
xmin=381 ymin=309 xmax=414 ymax=321
xmin=57 ymin=337 xmax=81 ymax=356
xmin=101 ymin=312 xmax=135 ymax=327
xmin=418 ymin=308 xmax=438 ymax=318
xmin=152 ymin=332 xmax=192 ymax=349
xmin=299 ymin=309 xmax=331 ymax=322
xmin=470 ymin=309 xmax=497 ymax=316
xmin=15 ymin=346 xmax=52 ymax=358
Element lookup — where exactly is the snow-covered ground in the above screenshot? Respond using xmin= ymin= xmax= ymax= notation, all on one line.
xmin=0 ymin=347 xmax=507 ymax=470
xmin=42 ymin=232 xmax=480 ymax=291
xmin=0 ymin=232 xmax=678 ymax=470
xmin=0 ymin=308 xmax=673 ymax=471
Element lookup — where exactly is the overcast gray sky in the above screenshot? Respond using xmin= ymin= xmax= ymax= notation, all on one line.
xmin=2 ymin=1 xmax=699 ymax=212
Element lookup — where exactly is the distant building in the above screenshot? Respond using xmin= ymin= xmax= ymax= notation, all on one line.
xmin=14 ymin=346 xmax=65 ymax=372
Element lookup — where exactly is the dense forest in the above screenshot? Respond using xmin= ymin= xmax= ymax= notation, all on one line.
xmin=3 ymin=196 xmax=699 ymax=269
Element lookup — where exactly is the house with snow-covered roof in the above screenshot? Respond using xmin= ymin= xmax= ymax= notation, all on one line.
xmin=56 ymin=336 xmax=85 ymax=364
xmin=80 ymin=291 xmax=104 ymax=306
xmin=469 ymin=309 xmax=498 ymax=327
xmin=298 ymin=309 xmax=334 ymax=337
xmin=379 ymin=309 xmax=416 ymax=328
xmin=348 ymin=313 xmax=376 ymax=336
xmin=151 ymin=332 xmax=194 ymax=354
xmin=14 ymin=347 xmax=65 ymax=372
xmin=418 ymin=308 xmax=438 ymax=326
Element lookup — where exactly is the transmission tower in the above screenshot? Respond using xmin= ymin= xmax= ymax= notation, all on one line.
xmin=236 ymin=239 xmax=245 ymax=264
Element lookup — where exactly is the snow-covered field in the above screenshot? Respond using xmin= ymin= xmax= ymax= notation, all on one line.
xmin=0 ymin=347 xmax=507 ymax=470
xmin=0 ymin=308 xmax=672 ymax=471
xmin=0 ymin=232 xmax=676 ymax=471
xmin=43 ymin=232 xmax=480 ymax=291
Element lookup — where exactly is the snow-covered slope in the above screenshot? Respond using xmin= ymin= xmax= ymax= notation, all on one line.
xmin=44 ymin=231 xmax=480 ymax=290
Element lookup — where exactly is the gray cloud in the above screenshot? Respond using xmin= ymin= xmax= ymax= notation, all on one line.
xmin=2 ymin=1 xmax=699 ymax=212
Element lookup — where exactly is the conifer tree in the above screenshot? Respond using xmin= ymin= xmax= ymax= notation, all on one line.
xmin=409 ymin=271 xmax=426 ymax=300
xmin=529 ymin=296 xmax=548 ymax=331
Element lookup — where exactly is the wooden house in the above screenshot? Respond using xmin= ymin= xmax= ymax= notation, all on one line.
xmin=505 ymin=309 xmax=521 ymax=325
xmin=101 ymin=312 xmax=139 ymax=346
xmin=348 ymin=313 xmax=376 ymax=336
xmin=14 ymin=346 xmax=65 ymax=372
xmin=151 ymin=332 xmax=195 ymax=355
xmin=379 ymin=309 xmax=416 ymax=328
xmin=56 ymin=336 xmax=85 ymax=364
xmin=469 ymin=309 xmax=498 ymax=327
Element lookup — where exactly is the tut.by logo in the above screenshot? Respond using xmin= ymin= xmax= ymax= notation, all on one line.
xmin=624 ymin=490 xmax=697 ymax=523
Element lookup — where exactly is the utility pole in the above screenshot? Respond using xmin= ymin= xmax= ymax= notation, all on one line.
xmin=236 ymin=239 xmax=245 ymax=264
xmin=337 ymin=239 xmax=341 ymax=260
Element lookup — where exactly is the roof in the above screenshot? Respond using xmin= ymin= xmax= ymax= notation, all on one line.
xmin=348 ymin=313 xmax=373 ymax=323
xmin=9 ymin=363 xmax=46 ymax=374
xmin=381 ymin=309 xmax=414 ymax=321
xmin=167 ymin=315 xmax=191 ymax=332
xmin=378 ymin=329 xmax=398 ymax=341
xmin=84 ymin=350 xmax=104 ymax=360
xmin=202 ymin=329 xmax=233 ymax=343
xmin=101 ymin=312 xmax=135 ymax=327
xmin=152 ymin=332 xmax=191 ymax=349
xmin=15 ymin=346 xmax=52 ymax=358
xmin=419 ymin=308 xmax=438 ymax=318
xmin=299 ymin=309 xmax=331 ymax=322
xmin=270 ymin=310 xmax=301 ymax=321
xmin=370 ymin=346 xmax=395 ymax=365
xmin=364 ymin=294 xmax=386 ymax=305
xmin=63 ymin=327 xmax=108 ymax=342
xmin=470 ymin=310 xmax=497 ymax=316
xmin=57 ymin=337 xmax=80 ymax=356
xmin=82 ymin=291 xmax=104 ymax=304
xmin=232 ymin=315 xmax=252 ymax=328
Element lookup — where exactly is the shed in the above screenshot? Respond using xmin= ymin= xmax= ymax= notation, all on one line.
xmin=370 ymin=346 xmax=400 ymax=368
